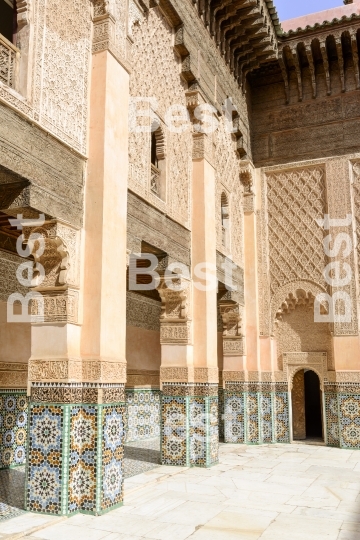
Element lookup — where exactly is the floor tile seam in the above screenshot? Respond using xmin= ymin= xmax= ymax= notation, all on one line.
xmin=4 ymin=517 xmax=67 ymax=540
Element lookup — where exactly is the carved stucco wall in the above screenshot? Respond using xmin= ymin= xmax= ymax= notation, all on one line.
xmin=259 ymin=159 xmax=359 ymax=369
xmin=267 ymin=166 xmax=327 ymax=296
xmin=32 ymin=0 xmax=92 ymax=152
xmin=126 ymin=291 xmax=161 ymax=332
xmin=215 ymin=117 xmax=244 ymax=268
xmin=275 ymin=304 xmax=332 ymax=371
xmin=129 ymin=6 xmax=192 ymax=228
xmin=0 ymin=251 xmax=29 ymax=301
xmin=258 ymin=165 xmax=329 ymax=338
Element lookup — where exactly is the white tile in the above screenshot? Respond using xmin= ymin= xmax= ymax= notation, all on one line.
xmin=144 ymin=522 xmax=195 ymax=540
xmin=157 ymin=501 xmax=221 ymax=526
xmin=32 ymin=523 xmax=111 ymax=540
xmin=0 ymin=513 xmax=62 ymax=535
xmin=259 ymin=513 xmax=342 ymax=540
xmin=187 ymin=510 xmax=274 ymax=540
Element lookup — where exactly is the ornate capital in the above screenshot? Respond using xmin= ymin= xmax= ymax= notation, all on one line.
xmin=92 ymin=0 xmax=131 ymax=71
xmin=219 ymin=300 xmax=245 ymax=357
xmin=158 ymin=275 xmax=192 ymax=345
xmin=240 ymin=161 xmax=255 ymax=213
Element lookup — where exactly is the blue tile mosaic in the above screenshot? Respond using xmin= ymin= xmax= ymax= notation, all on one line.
xmin=125 ymin=390 xmax=160 ymax=442
xmin=161 ymin=391 xmax=218 ymax=468
xmin=25 ymin=401 xmax=125 ymax=516
xmin=0 ymin=392 xmax=28 ymax=470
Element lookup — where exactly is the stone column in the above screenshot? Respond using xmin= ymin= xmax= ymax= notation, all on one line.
xmin=160 ymin=90 xmax=219 ymax=468
xmin=26 ymin=7 xmax=130 ymax=515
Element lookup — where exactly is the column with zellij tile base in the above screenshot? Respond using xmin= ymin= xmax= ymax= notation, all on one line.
xmin=25 ymin=386 xmax=126 ymax=515
xmin=26 ymin=4 xmax=131 ymax=515
xmin=161 ymin=381 xmax=219 ymax=468
xmin=160 ymin=95 xmax=220 ymax=467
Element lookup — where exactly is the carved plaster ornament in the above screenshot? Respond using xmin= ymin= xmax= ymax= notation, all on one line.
xmin=27 ymin=226 xmax=69 ymax=289
xmin=157 ymin=275 xmax=191 ymax=345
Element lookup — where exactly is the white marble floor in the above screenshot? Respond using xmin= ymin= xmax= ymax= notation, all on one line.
xmin=1 ymin=443 xmax=360 ymax=540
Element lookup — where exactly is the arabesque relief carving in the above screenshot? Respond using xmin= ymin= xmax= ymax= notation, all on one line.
xmin=219 ymin=300 xmax=244 ymax=357
xmin=158 ymin=275 xmax=192 ymax=345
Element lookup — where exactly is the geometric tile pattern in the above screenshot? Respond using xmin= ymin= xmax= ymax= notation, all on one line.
xmin=26 ymin=405 xmax=64 ymax=514
xmin=339 ymin=395 xmax=360 ymax=449
xmin=325 ymin=393 xmax=340 ymax=447
xmin=324 ymin=391 xmax=360 ymax=449
xmin=26 ymin=401 xmax=125 ymax=516
xmin=0 ymin=466 xmax=26 ymax=522
xmin=274 ymin=392 xmax=290 ymax=443
xmin=125 ymin=390 xmax=160 ymax=442
xmin=260 ymin=393 xmax=273 ymax=443
xmin=161 ymin=396 xmax=188 ymax=466
xmin=247 ymin=393 xmax=260 ymax=443
xmin=101 ymin=405 xmax=125 ymax=511
xmin=68 ymin=406 xmax=97 ymax=514
xmin=161 ymin=392 xmax=219 ymax=468
xmin=218 ymin=388 xmax=224 ymax=440
xmin=224 ymin=389 xmax=290 ymax=445
xmin=0 ymin=392 xmax=28 ymax=470
xmin=0 ymin=438 xmax=161 ymax=523
xmin=224 ymin=394 xmax=245 ymax=443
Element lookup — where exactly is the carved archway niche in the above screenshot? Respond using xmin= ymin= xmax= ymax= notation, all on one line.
xmin=272 ymin=281 xmax=333 ymax=371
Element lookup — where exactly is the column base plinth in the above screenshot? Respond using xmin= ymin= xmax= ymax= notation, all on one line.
xmin=224 ymin=382 xmax=290 ymax=445
xmin=25 ymin=384 xmax=125 ymax=516
xmin=161 ymin=383 xmax=219 ymax=468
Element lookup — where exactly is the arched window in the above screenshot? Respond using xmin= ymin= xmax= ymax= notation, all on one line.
xmin=221 ymin=192 xmax=230 ymax=249
xmin=150 ymin=125 xmax=166 ymax=201
xmin=0 ymin=0 xmax=16 ymax=43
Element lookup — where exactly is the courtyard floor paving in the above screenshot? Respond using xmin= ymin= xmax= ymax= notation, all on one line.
xmin=1 ymin=442 xmax=360 ymax=539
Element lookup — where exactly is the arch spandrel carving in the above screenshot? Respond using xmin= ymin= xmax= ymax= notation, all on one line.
xmin=270 ymin=280 xmax=328 ymax=335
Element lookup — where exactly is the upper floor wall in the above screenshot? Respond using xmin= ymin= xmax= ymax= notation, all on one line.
xmin=250 ymin=19 xmax=360 ymax=167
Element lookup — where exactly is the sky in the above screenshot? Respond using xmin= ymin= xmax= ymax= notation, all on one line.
xmin=275 ymin=0 xmax=343 ymax=21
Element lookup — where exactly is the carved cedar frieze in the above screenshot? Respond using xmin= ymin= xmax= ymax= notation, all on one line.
xmin=0 ymin=363 xmax=28 ymax=389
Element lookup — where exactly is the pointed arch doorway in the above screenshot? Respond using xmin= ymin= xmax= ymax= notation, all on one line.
xmin=292 ymin=369 xmax=323 ymax=442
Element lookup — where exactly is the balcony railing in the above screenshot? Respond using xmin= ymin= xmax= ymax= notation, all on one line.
xmin=0 ymin=34 xmax=19 ymax=89
xmin=151 ymin=164 xmax=160 ymax=196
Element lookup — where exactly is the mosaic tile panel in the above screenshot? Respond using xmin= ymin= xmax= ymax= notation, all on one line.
xmin=339 ymin=394 xmax=360 ymax=449
xmin=218 ymin=388 xmax=224 ymax=440
xmin=26 ymin=401 xmax=125 ymax=516
xmin=0 ymin=392 xmax=28 ymax=470
xmin=0 ymin=466 xmax=26 ymax=522
xmin=260 ymin=393 xmax=273 ymax=443
xmin=125 ymin=390 xmax=160 ymax=442
xmin=325 ymin=393 xmax=340 ymax=447
xmin=68 ymin=406 xmax=97 ymax=514
xmin=224 ymin=390 xmax=290 ymax=445
xmin=161 ymin=396 xmax=188 ymax=466
xmin=101 ymin=405 xmax=125 ymax=512
xmin=26 ymin=404 xmax=64 ymax=514
xmin=161 ymin=392 xmax=219 ymax=468
xmin=247 ymin=393 xmax=260 ymax=444
xmin=274 ymin=392 xmax=290 ymax=443
xmin=208 ymin=397 xmax=219 ymax=465
xmin=0 ymin=438 xmax=161 ymax=523
xmin=224 ymin=394 xmax=245 ymax=443
xmin=190 ymin=398 xmax=206 ymax=466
